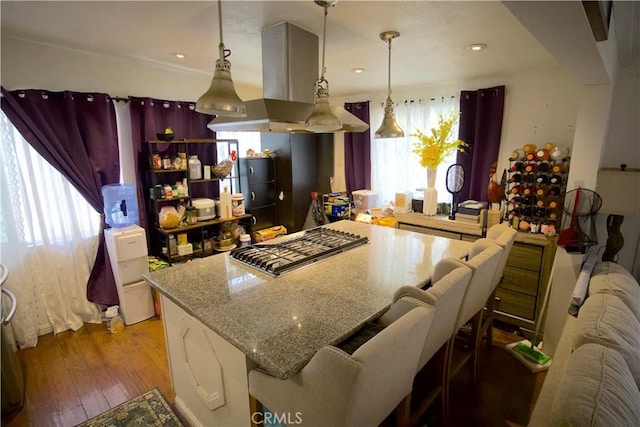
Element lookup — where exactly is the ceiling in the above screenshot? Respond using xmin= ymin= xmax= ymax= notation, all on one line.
xmin=0 ymin=1 xmax=584 ymax=97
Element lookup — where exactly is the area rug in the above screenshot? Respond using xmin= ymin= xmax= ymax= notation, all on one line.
xmin=75 ymin=387 xmax=184 ymax=427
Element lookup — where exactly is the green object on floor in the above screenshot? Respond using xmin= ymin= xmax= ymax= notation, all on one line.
xmin=507 ymin=338 xmax=552 ymax=372
xmin=148 ymin=256 xmax=170 ymax=271
xmin=512 ymin=341 xmax=551 ymax=365
xmin=76 ymin=387 xmax=183 ymax=427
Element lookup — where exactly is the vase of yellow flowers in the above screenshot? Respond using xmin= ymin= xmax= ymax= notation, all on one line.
xmin=412 ymin=111 xmax=468 ymax=215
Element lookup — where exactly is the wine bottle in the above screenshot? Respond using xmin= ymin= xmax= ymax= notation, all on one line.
xmin=509 ymin=162 xmax=524 ymax=172
xmin=535 ymin=148 xmax=550 ymax=161
xmin=509 ymin=149 xmax=525 ymax=161
xmin=534 ymin=207 xmax=547 ymax=217
xmin=550 ymin=175 xmax=563 ymax=185
xmin=535 ymin=174 xmax=548 ymax=184
xmin=548 ymin=187 xmax=561 ymax=196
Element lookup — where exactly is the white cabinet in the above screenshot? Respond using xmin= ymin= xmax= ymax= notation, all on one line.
xmin=104 ymin=226 xmax=155 ymax=325
xmin=161 ymin=296 xmax=256 ymax=427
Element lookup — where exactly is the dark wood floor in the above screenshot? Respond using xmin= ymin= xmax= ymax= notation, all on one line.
xmin=2 ymin=317 xmax=544 ymax=427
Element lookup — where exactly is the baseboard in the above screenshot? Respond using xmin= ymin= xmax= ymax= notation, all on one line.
xmin=174 ymin=395 xmax=204 ymax=427
xmin=38 ymin=325 xmax=53 ymax=336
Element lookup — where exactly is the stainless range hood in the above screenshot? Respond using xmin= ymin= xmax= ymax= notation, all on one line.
xmin=208 ymin=22 xmax=368 ymax=133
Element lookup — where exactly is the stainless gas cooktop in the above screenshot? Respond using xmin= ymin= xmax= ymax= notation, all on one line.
xmin=230 ymin=228 xmax=368 ymax=276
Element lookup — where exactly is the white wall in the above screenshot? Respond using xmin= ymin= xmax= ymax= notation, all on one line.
xmin=1 ymin=36 xmax=262 ymax=101
xmin=544 ymin=83 xmax=614 ymax=356
xmin=596 ymin=59 xmax=640 ymax=279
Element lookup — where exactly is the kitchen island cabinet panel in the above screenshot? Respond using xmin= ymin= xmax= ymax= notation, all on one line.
xmin=162 ymin=296 xmax=255 ymax=427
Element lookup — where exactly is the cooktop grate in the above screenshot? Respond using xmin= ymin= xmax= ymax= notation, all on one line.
xmin=230 ymin=228 xmax=368 ymax=276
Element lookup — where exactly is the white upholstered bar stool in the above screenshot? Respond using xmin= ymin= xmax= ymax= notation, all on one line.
xmin=248 ymin=297 xmax=435 ymax=427
xmin=379 ymin=258 xmax=473 ymax=425
xmin=445 ymin=238 xmax=503 ymax=391
xmin=483 ymin=223 xmax=517 ymax=345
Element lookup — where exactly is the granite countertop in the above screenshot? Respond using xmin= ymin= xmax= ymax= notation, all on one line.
xmin=144 ymin=220 xmax=472 ymax=379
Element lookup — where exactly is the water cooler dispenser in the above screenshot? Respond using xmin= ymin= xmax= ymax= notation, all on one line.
xmin=104 ymin=225 xmax=155 ymax=325
xmin=102 ymin=183 xmax=154 ymax=325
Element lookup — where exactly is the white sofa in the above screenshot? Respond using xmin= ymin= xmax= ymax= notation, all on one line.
xmin=528 ymin=262 xmax=640 ymax=426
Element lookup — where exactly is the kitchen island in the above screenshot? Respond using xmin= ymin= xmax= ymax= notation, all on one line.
xmin=144 ymin=220 xmax=472 ymax=426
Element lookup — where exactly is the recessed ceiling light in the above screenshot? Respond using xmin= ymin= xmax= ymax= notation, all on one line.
xmin=467 ymin=43 xmax=487 ymax=52
xmin=351 ymin=68 xmax=365 ymax=74
xmin=173 ymin=52 xmax=186 ymax=59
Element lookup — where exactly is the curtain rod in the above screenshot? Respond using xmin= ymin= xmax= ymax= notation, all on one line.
xmin=109 ymin=97 xmax=129 ymax=103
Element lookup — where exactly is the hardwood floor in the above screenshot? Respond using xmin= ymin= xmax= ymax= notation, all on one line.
xmin=2 ymin=318 xmax=544 ymax=427
xmin=2 ymin=318 xmax=173 ymax=427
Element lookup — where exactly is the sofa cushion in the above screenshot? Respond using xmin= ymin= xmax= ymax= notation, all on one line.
xmin=549 ymin=343 xmax=640 ymax=426
xmin=589 ymin=262 xmax=640 ymax=321
xmin=573 ymin=293 xmax=640 ymax=387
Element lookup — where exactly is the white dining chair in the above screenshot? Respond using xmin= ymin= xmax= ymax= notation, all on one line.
xmin=484 ymin=223 xmax=517 ymax=345
xmin=446 ymin=238 xmax=503 ymax=392
xmin=379 ymin=258 xmax=473 ymax=425
xmin=248 ymin=297 xmax=435 ymax=427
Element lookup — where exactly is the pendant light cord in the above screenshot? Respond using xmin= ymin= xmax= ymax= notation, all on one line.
xmin=386 ymin=38 xmax=392 ymax=98
xmin=218 ymin=0 xmax=228 ymax=62
xmin=320 ymin=5 xmax=328 ymax=82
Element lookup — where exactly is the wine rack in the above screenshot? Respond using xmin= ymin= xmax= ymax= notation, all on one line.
xmin=504 ymin=144 xmax=571 ymax=231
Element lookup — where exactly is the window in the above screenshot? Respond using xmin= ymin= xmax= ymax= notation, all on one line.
xmin=216 ymin=131 xmax=261 ymax=158
xmin=0 ymin=110 xmax=100 ymax=247
xmin=369 ymin=96 xmax=459 ymax=205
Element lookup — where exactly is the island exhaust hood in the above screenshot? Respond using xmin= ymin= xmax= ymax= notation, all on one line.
xmin=207 ymin=22 xmax=368 ymax=133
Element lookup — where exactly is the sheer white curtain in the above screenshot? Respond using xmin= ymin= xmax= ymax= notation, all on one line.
xmin=370 ymin=95 xmax=459 ymax=205
xmin=0 ymin=110 xmax=103 ymax=348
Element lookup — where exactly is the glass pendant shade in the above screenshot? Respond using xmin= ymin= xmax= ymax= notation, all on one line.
xmin=196 ymin=60 xmax=246 ymax=117
xmin=195 ymin=0 xmax=246 ymax=117
xmin=375 ymin=97 xmax=404 ymax=138
xmin=375 ymin=30 xmax=404 ymax=138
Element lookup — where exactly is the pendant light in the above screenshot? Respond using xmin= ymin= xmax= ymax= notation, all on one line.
xmin=196 ymin=0 xmax=246 ymax=117
xmin=375 ymin=31 xmax=404 ymax=138
xmin=305 ymin=0 xmax=342 ymax=133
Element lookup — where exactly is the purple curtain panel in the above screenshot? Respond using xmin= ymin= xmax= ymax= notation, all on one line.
xmin=1 ymin=87 xmax=120 ymax=306
xmin=344 ymin=101 xmax=372 ymax=194
xmin=456 ymin=86 xmax=505 ymax=203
